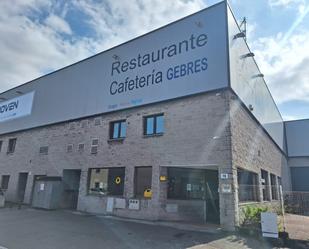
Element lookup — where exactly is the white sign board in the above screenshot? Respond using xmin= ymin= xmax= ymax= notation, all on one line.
xmin=106 ymin=197 xmax=114 ymax=212
xmin=261 ymin=212 xmax=278 ymax=238
xmin=220 ymin=173 xmax=229 ymax=179
xmin=221 ymin=183 xmax=232 ymax=193
xmin=103 ymin=3 xmax=228 ymax=113
xmin=39 ymin=183 xmax=45 ymax=191
xmin=0 ymin=92 xmax=34 ymax=123
xmin=0 ymin=2 xmax=228 ymax=135
xmin=128 ymin=199 xmax=140 ymax=210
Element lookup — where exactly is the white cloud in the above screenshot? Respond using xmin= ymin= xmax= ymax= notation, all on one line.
xmin=251 ymin=31 xmax=309 ymax=104
xmin=45 ymin=14 xmax=72 ymax=34
xmin=71 ymin=0 xmax=205 ymax=50
xmin=250 ymin=0 xmax=309 ymax=106
xmin=0 ymin=1 xmax=96 ymax=92
xmin=268 ymin=0 xmax=308 ymax=15
xmin=0 ymin=0 xmax=205 ymax=93
xmin=268 ymin=0 xmax=305 ymax=7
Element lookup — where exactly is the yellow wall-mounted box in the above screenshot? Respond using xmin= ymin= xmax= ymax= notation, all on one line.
xmin=160 ymin=176 xmax=167 ymax=181
xmin=144 ymin=189 xmax=152 ymax=198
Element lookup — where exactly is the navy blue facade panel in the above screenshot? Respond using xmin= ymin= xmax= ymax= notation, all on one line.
xmin=291 ymin=167 xmax=309 ymax=191
xmin=285 ymin=120 xmax=309 ymax=157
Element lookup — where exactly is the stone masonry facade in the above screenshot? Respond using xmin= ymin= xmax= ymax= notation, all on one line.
xmin=229 ymin=91 xmax=289 ymax=226
xmin=0 ymin=88 xmax=289 ymax=230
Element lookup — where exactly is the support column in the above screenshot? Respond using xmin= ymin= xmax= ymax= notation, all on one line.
xmin=23 ymin=173 xmax=34 ymax=204
xmin=124 ymin=166 xmax=134 ymax=199
xmin=258 ymin=171 xmax=264 ymax=202
xmin=219 ymin=166 xmax=238 ymax=231
xmin=76 ymin=169 xmax=88 ymax=211
xmin=149 ymin=164 xmax=161 ymax=220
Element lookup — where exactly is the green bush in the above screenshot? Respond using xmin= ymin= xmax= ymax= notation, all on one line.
xmin=242 ymin=205 xmax=268 ymax=227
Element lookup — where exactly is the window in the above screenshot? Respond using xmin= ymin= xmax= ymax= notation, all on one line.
xmin=167 ymin=168 xmax=208 ymax=200
xmin=144 ymin=114 xmax=164 ymax=135
xmin=1 ymin=175 xmax=10 ymax=190
xmin=78 ymin=143 xmax=85 ymax=152
xmin=91 ymin=139 xmax=99 ymax=154
xmin=261 ymin=169 xmax=270 ymax=201
xmin=88 ymin=167 xmax=125 ymax=196
xmin=237 ymin=169 xmax=259 ymax=202
xmin=270 ymin=174 xmax=278 ymax=200
xmin=110 ymin=120 xmax=126 ymax=139
xmin=0 ymin=140 xmax=2 ymax=152
xmin=67 ymin=144 xmax=73 ymax=153
xmin=94 ymin=118 xmax=101 ymax=126
xmin=39 ymin=146 xmax=48 ymax=155
xmin=135 ymin=167 xmax=152 ymax=197
xmin=7 ymin=138 xmax=17 ymax=154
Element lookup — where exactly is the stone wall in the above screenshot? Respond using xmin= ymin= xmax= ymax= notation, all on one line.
xmin=0 ymin=89 xmax=234 ymax=227
xmin=229 ymin=92 xmax=289 ymax=226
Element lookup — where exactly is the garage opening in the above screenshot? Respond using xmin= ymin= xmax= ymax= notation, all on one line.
xmin=62 ymin=169 xmax=81 ymax=209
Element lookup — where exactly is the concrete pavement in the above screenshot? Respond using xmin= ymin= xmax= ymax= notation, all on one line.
xmin=0 ymin=207 xmax=277 ymax=249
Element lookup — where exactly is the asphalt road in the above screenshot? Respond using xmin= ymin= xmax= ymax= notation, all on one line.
xmin=0 ymin=207 xmax=276 ymax=249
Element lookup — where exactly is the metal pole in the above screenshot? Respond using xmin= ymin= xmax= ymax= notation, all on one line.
xmin=279 ymin=185 xmax=286 ymax=232
xmin=204 ymin=174 xmax=207 ymax=224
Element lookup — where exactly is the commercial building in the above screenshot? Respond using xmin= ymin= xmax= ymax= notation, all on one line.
xmin=285 ymin=120 xmax=309 ymax=192
xmin=0 ymin=1 xmax=301 ymax=230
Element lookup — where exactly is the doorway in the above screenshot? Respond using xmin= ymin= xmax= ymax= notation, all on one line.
xmin=167 ymin=167 xmax=220 ymax=224
xmin=204 ymin=170 xmax=220 ymax=223
xmin=17 ymin=172 xmax=28 ymax=203
xmin=62 ymin=169 xmax=81 ymax=209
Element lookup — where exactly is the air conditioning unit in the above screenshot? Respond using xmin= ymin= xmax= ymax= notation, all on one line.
xmin=128 ymin=199 xmax=140 ymax=210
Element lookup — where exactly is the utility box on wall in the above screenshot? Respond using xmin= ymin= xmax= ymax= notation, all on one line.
xmin=128 ymin=199 xmax=140 ymax=210
xmin=32 ymin=177 xmax=63 ymax=209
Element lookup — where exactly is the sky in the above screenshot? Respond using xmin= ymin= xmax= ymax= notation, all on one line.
xmin=0 ymin=0 xmax=308 ymax=121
